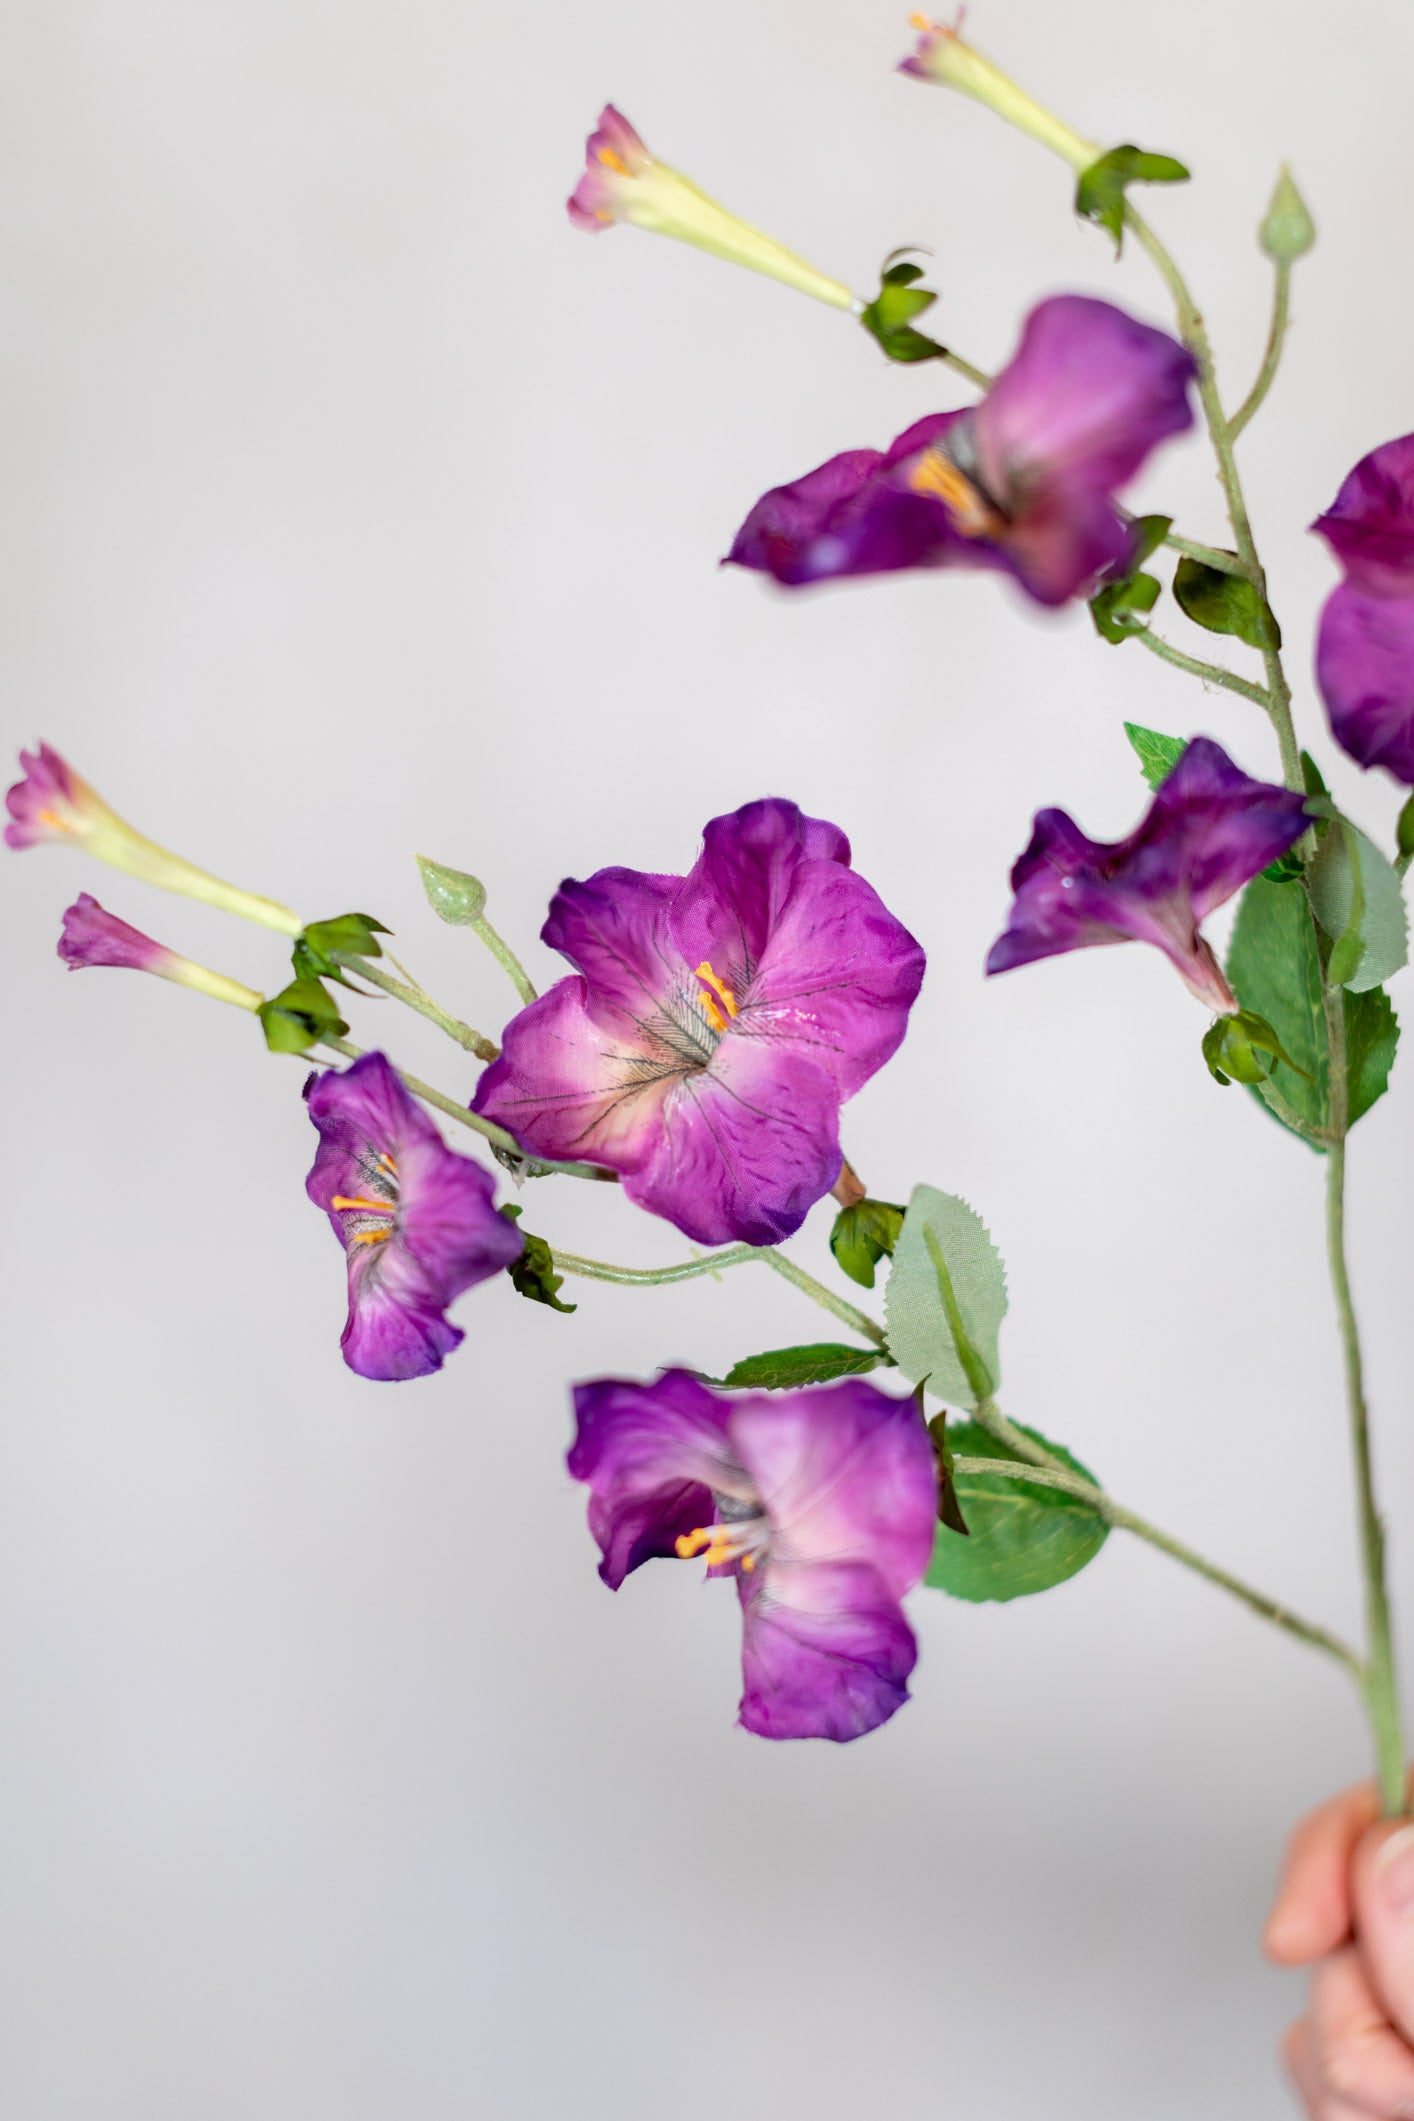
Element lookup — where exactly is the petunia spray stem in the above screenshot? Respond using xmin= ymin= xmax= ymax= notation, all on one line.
xmin=552 ymin=1242 xmax=888 ymax=1347
xmin=467 ymin=914 xmax=538 ymax=1007
xmin=1228 ymin=261 xmax=1292 ymax=444
xmin=336 ymin=953 xmax=500 ymax=1061
xmin=1130 ymin=626 xmax=1272 ymax=707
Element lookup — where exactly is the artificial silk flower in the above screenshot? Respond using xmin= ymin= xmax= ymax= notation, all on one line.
xmin=6 ymin=741 xmax=301 ymax=935
xmin=58 ymin=892 xmax=263 ymax=1011
xmin=726 ymin=295 xmax=1195 ymax=605
xmin=568 ymin=1370 xmax=938 ymax=1742
xmin=1313 ymin=434 xmax=1414 ymax=784
xmin=567 ymin=104 xmax=856 ymax=312
xmin=986 ymin=738 xmax=1309 ymax=1011
xmin=304 ymin=1051 xmax=523 ymax=1383
xmin=472 ymin=799 xmax=925 ymax=1247
xmin=898 ymin=17 xmax=1099 ymax=171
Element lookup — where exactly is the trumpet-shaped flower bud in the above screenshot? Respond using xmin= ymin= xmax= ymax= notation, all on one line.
xmin=986 ymin=739 xmax=1309 ymax=1011
xmin=728 ymin=295 xmax=1195 ymax=606
xmin=1313 ymin=435 xmax=1414 ymax=784
xmin=6 ymin=741 xmax=301 ymax=935
xmin=304 ymin=1052 xmax=523 ymax=1382
xmin=567 ymin=104 xmax=856 ymax=312
xmin=472 ymin=799 xmax=925 ymax=1248
xmin=568 ymin=1370 xmax=938 ymax=1741
xmin=898 ymin=20 xmax=1099 ymax=171
xmin=58 ymin=892 xmax=263 ymax=1011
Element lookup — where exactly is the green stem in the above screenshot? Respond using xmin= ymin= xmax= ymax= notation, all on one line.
xmin=1162 ymin=532 xmax=1246 ymax=576
xmin=468 ymin=915 xmax=538 ymax=1008
xmin=956 ymin=1410 xmax=1362 ymax=1676
xmin=941 ymin=348 xmax=990 ymax=390
xmin=337 ymin=955 xmax=499 ymax=1061
xmin=553 ymin=1242 xmax=887 ymax=1346
xmin=1323 ymin=997 xmax=1408 ymax=1812
xmin=1228 ymin=262 xmax=1292 ymax=444
xmin=1130 ymin=625 xmax=1271 ymax=707
xmin=1255 ymin=1076 xmax=1331 ymax=1148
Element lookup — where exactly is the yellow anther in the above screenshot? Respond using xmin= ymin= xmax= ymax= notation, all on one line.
xmin=695 ymin=961 xmax=739 ymax=1032
xmin=740 ymin=1552 xmax=756 ymax=1573
xmin=350 ymin=1226 xmax=393 ymax=1247
xmin=597 ymin=146 xmax=629 ymax=174
xmin=908 ymin=447 xmax=1003 ymax=537
xmin=330 ymin=1194 xmax=395 ymax=1215
xmin=675 ymin=1527 xmax=716 ymax=1559
xmin=909 ymin=11 xmax=934 ymax=28
xmin=37 ymin=807 xmax=69 ymax=831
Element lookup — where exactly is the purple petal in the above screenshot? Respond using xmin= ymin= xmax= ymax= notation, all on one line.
xmin=986 ymin=737 xmax=1307 ymax=1008
xmin=58 ymin=892 xmax=171 ymax=974
xmin=5 ymin=741 xmax=84 ymax=850
xmin=541 ymin=867 xmax=682 ymax=1027
xmin=567 ymin=1371 xmax=742 ymax=1589
xmin=305 ymin=1052 xmax=520 ymax=1383
xmin=1312 ymin=434 xmax=1414 ymax=597
xmin=737 ymin=1561 xmax=918 ymax=1741
xmin=670 ymin=797 xmax=850 ymax=973
xmin=726 ymin=1381 xmax=937 ymax=1600
xmin=472 ymin=977 xmax=683 ymax=1173
xmin=567 ymin=103 xmax=650 ymax=232
xmin=1316 ymin=583 xmax=1414 ymax=786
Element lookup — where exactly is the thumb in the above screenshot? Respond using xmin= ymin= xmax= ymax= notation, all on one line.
xmin=1353 ymin=1821 xmax=1414 ymax=2044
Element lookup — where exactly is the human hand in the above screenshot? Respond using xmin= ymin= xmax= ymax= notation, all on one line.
xmin=1266 ymin=1779 xmax=1414 ymax=2116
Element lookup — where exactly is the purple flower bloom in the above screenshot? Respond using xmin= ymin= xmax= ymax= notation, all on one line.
xmin=986 ymin=738 xmax=1309 ymax=1011
xmin=727 ymin=295 xmax=1196 ymax=606
xmin=304 ymin=1052 xmax=523 ymax=1382
xmin=6 ymin=742 xmax=105 ymax=850
xmin=471 ymin=799 xmax=925 ymax=1247
xmin=568 ymin=1370 xmax=938 ymax=1742
xmin=1313 ymin=434 xmax=1414 ymax=784
xmin=57 ymin=891 xmax=264 ymax=1011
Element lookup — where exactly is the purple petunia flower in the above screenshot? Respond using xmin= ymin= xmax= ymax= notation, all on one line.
xmin=1313 ymin=434 xmax=1414 ymax=784
xmin=986 ymin=738 xmax=1309 ymax=1010
xmin=726 ymin=295 xmax=1196 ymax=606
xmin=57 ymin=891 xmax=263 ymax=1011
xmin=471 ymin=799 xmax=925 ymax=1248
xmin=568 ymin=1370 xmax=938 ymax=1742
xmin=304 ymin=1052 xmax=523 ymax=1382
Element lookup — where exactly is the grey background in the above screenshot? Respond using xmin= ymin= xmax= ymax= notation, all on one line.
xmin=3 ymin=2 xmax=1412 ymax=2115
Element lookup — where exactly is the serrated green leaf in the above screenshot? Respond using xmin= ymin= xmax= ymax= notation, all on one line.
xmin=1309 ymin=820 xmax=1408 ymax=992
xmin=925 ymin=1420 xmax=1108 ymax=1602
xmin=1076 ymin=144 xmax=1190 ymax=250
xmin=719 ymin=1343 xmax=891 ymax=1391
xmin=1123 ymin=720 xmax=1188 ymax=791
xmin=499 ymin=1205 xmax=575 ymax=1312
xmin=256 ymin=976 xmax=349 ymax=1054
xmin=1226 ymin=874 xmax=1400 ymax=1143
xmin=829 ymin=1198 xmax=905 ymax=1290
xmin=1090 ymin=571 xmax=1160 ymax=644
xmin=885 ymin=1186 xmax=1008 ymax=1407
xmin=416 ymin=855 xmax=487 ymax=926
xmin=1260 ymin=167 xmax=1316 ymax=263
xmin=858 ymin=255 xmax=949 ymax=364
xmin=1173 ymin=556 xmax=1282 ymax=649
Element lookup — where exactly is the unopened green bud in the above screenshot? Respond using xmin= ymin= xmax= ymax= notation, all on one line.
xmin=1259 ymin=167 xmax=1316 ymax=263
xmin=416 ymin=854 xmax=487 ymax=927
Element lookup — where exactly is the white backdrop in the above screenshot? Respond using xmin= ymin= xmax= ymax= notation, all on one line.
xmin=4 ymin=3 xmax=1413 ymax=2116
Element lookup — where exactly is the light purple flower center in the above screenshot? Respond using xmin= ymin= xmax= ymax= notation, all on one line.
xmin=675 ymin=1484 xmax=771 ymax=1574
xmin=907 ymin=418 xmax=1009 ymax=538
xmin=328 ymin=1144 xmax=401 ymax=1253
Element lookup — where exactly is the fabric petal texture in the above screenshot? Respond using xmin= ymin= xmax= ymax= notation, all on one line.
xmin=1313 ymin=435 xmax=1414 ymax=784
xmin=567 ymin=1371 xmax=938 ymax=1742
xmin=986 ymin=737 xmax=1308 ymax=1009
xmin=58 ymin=892 xmax=170 ymax=974
xmin=305 ymin=1051 xmax=521 ymax=1382
xmin=474 ymin=799 xmax=924 ymax=1245
xmin=725 ymin=297 xmax=1194 ymax=606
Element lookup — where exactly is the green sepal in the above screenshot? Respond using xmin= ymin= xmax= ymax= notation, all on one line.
xmin=416 ymin=855 xmax=487 ymax=927
xmin=885 ymin=1186 xmax=1008 ymax=1409
xmin=717 ymin=1343 xmax=892 ymax=1391
xmin=1262 ymin=848 xmax=1305 ymax=885
xmin=1090 ymin=571 xmax=1160 ymax=643
xmin=293 ymin=912 xmax=391 ymax=985
xmin=1075 ymin=144 xmax=1190 ymax=251
xmin=499 ymin=1205 xmax=575 ymax=1312
xmin=1173 ymin=555 xmax=1281 ymax=649
xmin=1226 ymin=874 xmax=1400 ymax=1144
xmin=924 ymin=1420 xmax=1108 ymax=1602
xmin=829 ymin=1198 xmax=905 ymax=1289
xmin=1202 ymin=1008 xmax=1310 ymax=1088
xmin=1309 ymin=819 xmax=1409 ymax=992
xmin=859 ymin=256 xmax=949 ymax=364
xmin=256 ymin=976 xmax=350 ymax=1054
xmin=1397 ymin=796 xmax=1414 ymax=865
xmin=1259 ymin=167 xmax=1316 ymax=263
xmin=928 ymin=1408 xmax=971 ymax=1538
xmin=1123 ymin=720 xmax=1187 ymax=791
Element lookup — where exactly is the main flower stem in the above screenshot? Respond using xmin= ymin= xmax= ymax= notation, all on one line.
xmin=552 ymin=1243 xmax=888 ymax=1347
xmin=337 ymin=954 xmax=500 ymax=1061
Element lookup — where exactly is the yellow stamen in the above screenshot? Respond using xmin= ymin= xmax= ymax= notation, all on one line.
xmin=695 ymin=960 xmax=739 ymax=1033
xmin=909 ymin=11 xmax=934 ymax=28
xmin=908 ymin=447 xmax=1003 ymax=537
xmin=740 ymin=1553 xmax=756 ymax=1572
xmin=675 ymin=1524 xmax=758 ymax=1571
xmin=350 ymin=1227 xmax=392 ymax=1247
xmin=597 ymin=146 xmax=629 ymax=174
xmin=37 ymin=807 xmax=70 ymax=832
xmin=330 ymin=1194 xmax=395 ymax=1215
xmin=675 ymin=1527 xmax=715 ymax=1559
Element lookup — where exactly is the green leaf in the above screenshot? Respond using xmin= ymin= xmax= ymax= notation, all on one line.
xmin=256 ymin=976 xmax=349 ymax=1054
xmin=1173 ymin=556 xmax=1282 ymax=650
xmin=1397 ymin=795 xmax=1414 ymax=865
xmin=925 ymin=1420 xmax=1108 ymax=1602
xmin=293 ymin=912 xmax=391 ymax=984
xmin=1309 ymin=820 xmax=1409 ymax=992
xmin=929 ymin=1409 xmax=971 ymax=1537
xmin=1262 ymin=848 xmax=1306 ymax=885
xmin=1123 ymin=720 xmax=1188 ymax=791
xmin=416 ymin=855 xmax=487 ymax=927
xmin=719 ymin=1343 xmax=892 ymax=1391
xmin=1090 ymin=571 xmax=1160 ymax=644
xmin=1259 ymin=167 xmax=1316 ymax=263
xmin=885 ymin=1186 xmax=1008 ymax=1407
xmin=1226 ymin=875 xmax=1400 ymax=1143
xmin=859 ymin=256 xmax=950 ymax=364
xmin=1075 ymin=144 xmax=1190 ymax=250
xmin=1202 ymin=1008 xmax=1310 ymax=1088
xmin=499 ymin=1205 xmax=575 ymax=1312
xmin=829 ymin=1198 xmax=905 ymax=1290
xmin=1125 ymin=514 xmax=1174 ymax=569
